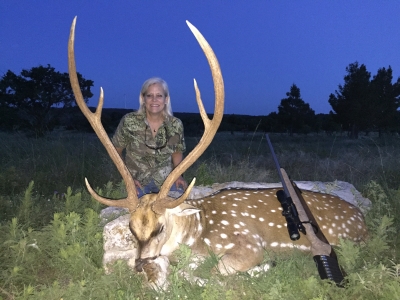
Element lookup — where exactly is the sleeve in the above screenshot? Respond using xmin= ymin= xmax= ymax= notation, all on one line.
xmin=112 ymin=115 xmax=127 ymax=149
xmin=169 ymin=118 xmax=186 ymax=153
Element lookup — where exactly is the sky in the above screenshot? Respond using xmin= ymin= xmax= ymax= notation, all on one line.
xmin=1 ymin=1 xmax=400 ymax=116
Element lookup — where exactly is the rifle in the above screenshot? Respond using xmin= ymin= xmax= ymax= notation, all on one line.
xmin=266 ymin=134 xmax=345 ymax=286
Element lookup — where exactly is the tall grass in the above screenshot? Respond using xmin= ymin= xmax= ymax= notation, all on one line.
xmin=0 ymin=130 xmax=399 ymax=299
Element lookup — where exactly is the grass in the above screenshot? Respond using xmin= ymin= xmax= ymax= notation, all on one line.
xmin=0 ymin=130 xmax=400 ymax=299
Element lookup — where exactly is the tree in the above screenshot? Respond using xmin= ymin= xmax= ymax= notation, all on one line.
xmin=329 ymin=62 xmax=400 ymax=138
xmin=329 ymin=62 xmax=371 ymax=138
xmin=0 ymin=64 xmax=93 ymax=136
xmin=369 ymin=66 xmax=400 ymax=134
xmin=277 ymin=84 xmax=315 ymax=135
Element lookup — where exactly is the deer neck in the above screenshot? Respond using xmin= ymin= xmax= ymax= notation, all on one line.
xmin=159 ymin=202 xmax=206 ymax=256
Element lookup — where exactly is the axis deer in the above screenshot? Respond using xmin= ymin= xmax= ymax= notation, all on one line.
xmin=68 ymin=17 xmax=368 ymax=285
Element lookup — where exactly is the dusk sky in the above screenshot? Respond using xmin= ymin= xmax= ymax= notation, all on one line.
xmin=1 ymin=1 xmax=400 ymax=116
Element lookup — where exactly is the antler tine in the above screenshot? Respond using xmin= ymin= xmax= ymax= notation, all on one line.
xmin=156 ymin=20 xmax=224 ymax=201
xmin=68 ymin=17 xmax=138 ymax=211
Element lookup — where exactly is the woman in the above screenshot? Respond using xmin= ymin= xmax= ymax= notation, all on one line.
xmin=112 ymin=77 xmax=187 ymax=197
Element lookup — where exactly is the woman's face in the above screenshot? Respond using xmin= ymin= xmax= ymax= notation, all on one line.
xmin=144 ymin=83 xmax=167 ymax=116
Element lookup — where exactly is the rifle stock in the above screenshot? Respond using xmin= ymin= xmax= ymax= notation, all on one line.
xmin=266 ymin=134 xmax=345 ymax=286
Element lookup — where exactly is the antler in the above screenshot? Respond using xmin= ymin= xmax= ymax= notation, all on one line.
xmin=153 ymin=20 xmax=224 ymax=211
xmin=68 ymin=17 xmax=139 ymax=212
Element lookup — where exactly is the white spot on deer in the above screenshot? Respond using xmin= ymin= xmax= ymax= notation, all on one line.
xmin=271 ymin=209 xmax=276 ymax=212
xmin=221 ymin=220 xmax=229 ymax=225
xmin=277 ymin=224 xmax=282 ymax=228
xmin=328 ymin=228 xmax=334 ymax=235
xmin=220 ymin=233 xmax=227 ymax=239
xmin=221 ymin=196 xmax=226 ymax=199
xmin=222 ymin=202 xmax=226 ymax=205
xmin=239 ymin=221 xmax=246 ymax=226
xmin=222 ymin=211 xmax=227 ymax=215
xmin=204 ymin=238 xmax=211 ymax=246
xmin=271 ymin=242 xmax=279 ymax=247
xmin=258 ymin=199 xmax=264 ymax=203
xmin=212 ymin=210 xmax=217 ymax=214
xmin=259 ymin=217 xmax=265 ymax=222
xmin=234 ymin=198 xmax=241 ymax=201
xmin=241 ymin=212 xmax=249 ymax=217
xmin=232 ymin=203 xmax=238 ymax=207
xmin=209 ymin=220 xmax=214 ymax=224
xmin=234 ymin=224 xmax=240 ymax=228
xmin=216 ymin=244 xmax=223 ymax=249
xmin=268 ymin=222 xmax=274 ymax=226
xmin=298 ymin=245 xmax=311 ymax=251
xmin=251 ymin=214 xmax=256 ymax=219
xmin=225 ymin=243 xmax=235 ymax=249
xmin=187 ymin=237 xmax=195 ymax=246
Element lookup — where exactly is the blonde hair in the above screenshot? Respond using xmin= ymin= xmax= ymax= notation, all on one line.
xmin=137 ymin=77 xmax=173 ymax=117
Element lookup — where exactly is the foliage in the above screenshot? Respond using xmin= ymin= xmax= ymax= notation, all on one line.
xmin=0 ymin=132 xmax=400 ymax=298
xmin=329 ymin=62 xmax=400 ymax=138
xmin=1 ymin=180 xmax=399 ymax=299
xmin=0 ymin=65 xmax=93 ymax=136
xmin=278 ymin=84 xmax=315 ymax=135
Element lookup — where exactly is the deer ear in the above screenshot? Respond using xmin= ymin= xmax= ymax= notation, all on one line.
xmin=170 ymin=203 xmax=201 ymax=216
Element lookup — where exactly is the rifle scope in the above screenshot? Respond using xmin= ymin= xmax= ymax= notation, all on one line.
xmin=276 ymin=189 xmax=302 ymax=241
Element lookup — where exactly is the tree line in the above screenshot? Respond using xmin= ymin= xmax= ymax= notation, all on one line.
xmin=1 ymin=63 xmax=399 ymax=138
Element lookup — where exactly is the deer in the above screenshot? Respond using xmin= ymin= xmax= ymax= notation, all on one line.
xmin=68 ymin=17 xmax=368 ymax=286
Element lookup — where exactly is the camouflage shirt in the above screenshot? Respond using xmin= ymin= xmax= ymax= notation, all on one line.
xmin=112 ymin=112 xmax=186 ymax=188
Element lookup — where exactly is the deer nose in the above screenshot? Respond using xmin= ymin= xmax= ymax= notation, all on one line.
xmin=135 ymin=256 xmax=159 ymax=272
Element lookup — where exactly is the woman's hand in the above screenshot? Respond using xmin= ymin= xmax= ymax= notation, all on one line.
xmin=175 ymin=176 xmax=187 ymax=190
xmin=134 ymin=179 xmax=143 ymax=196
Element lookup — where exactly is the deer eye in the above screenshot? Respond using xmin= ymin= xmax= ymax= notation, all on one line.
xmin=158 ymin=225 xmax=165 ymax=234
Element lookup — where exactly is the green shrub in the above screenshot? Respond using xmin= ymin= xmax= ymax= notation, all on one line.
xmin=0 ymin=132 xmax=400 ymax=299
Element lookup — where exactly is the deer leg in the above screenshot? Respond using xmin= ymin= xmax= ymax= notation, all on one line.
xmin=216 ymin=234 xmax=265 ymax=275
